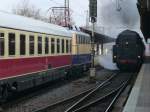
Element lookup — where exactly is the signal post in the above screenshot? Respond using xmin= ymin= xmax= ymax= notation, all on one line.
xmin=89 ymin=0 xmax=97 ymax=81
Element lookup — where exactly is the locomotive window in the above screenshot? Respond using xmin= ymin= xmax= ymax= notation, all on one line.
xmin=62 ymin=39 xmax=64 ymax=53
xmin=0 ymin=33 xmax=4 ymax=56
xmin=57 ymin=39 xmax=60 ymax=53
xmin=20 ymin=34 xmax=26 ymax=55
xmin=45 ymin=37 xmax=49 ymax=54
xmin=51 ymin=38 xmax=55 ymax=54
xmin=38 ymin=36 xmax=42 ymax=54
xmin=66 ymin=40 xmax=69 ymax=53
xmin=29 ymin=36 xmax=34 ymax=55
xmin=9 ymin=33 xmax=15 ymax=55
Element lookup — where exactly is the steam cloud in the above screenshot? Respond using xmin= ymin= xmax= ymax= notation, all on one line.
xmin=97 ymin=0 xmax=139 ymax=28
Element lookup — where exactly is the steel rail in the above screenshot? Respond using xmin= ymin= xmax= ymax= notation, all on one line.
xmin=34 ymin=72 xmax=117 ymax=112
xmin=64 ymin=73 xmax=118 ymax=112
xmin=72 ymin=79 xmax=130 ymax=112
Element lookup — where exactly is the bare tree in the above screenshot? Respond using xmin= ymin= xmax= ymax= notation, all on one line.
xmin=12 ymin=0 xmax=45 ymax=20
xmin=12 ymin=0 xmax=74 ymax=26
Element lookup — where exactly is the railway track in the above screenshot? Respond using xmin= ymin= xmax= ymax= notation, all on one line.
xmin=2 ymin=69 xmax=114 ymax=112
xmin=34 ymin=72 xmax=124 ymax=112
xmin=34 ymin=72 xmax=132 ymax=112
xmin=66 ymin=80 xmax=128 ymax=112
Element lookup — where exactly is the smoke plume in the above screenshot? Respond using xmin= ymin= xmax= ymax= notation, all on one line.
xmin=97 ymin=0 xmax=140 ymax=28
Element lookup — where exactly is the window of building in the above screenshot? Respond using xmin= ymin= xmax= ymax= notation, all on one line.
xmin=38 ymin=36 xmax=42 ymax=54
xmin=9 ymin=33 xmax=15 ymax=55
xmin=62 ymin=39 xmax=64 ymax=53
xmin=20 ymin=34 xmax=26 ymax=55
xmin=57 ymin=39 xmax=60 ymax=53
xmin=45 ymin=37 xmax=49 ymax=54
xmin=66 ymin=40 xmax=69 ymax=53
xmin=29 ymin=36 xmax=34 ymax=55
xmin=0 ymin=33 xmax=4 ymax=56
xmin=51 ymin=38 xmax=55 ymax=54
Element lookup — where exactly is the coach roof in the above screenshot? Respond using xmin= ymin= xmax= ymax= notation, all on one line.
xmin=0 ymin=11 xmax=72 ymax=37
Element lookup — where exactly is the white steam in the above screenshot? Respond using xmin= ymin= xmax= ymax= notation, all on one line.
xmin=98 ymin=43 xmax=118 ymax=70
xmin=97 ymin=0 xmax=139 ymax=28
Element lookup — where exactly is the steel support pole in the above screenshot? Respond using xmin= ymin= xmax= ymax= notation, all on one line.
xmin=91 ymin=22 xmax=95 ymax=68
xmin=90 ymin=21 xmax=96 ymax=81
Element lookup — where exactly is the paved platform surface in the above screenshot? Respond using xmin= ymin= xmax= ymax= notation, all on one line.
xmin=145 ymin=44 xmax=150 ymax=57
xmin=145 ymin=44 xmax=150 ymax=63
xmin=123 ymin=64 xmax=150 ymax=112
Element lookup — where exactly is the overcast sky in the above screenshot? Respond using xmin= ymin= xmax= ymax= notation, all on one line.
xmin=0 ymin=0 xmax=141 ymax=36
xmin=0 ymin=0 xmax=89 ymax=26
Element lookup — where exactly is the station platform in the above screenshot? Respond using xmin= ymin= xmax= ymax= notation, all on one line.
xmin=123 ymin=44 xmax=150 ymax=112
xmin=145 ymin=44 xmax=150 ymax=62
xmin=123 ymin=64 xmax=150 ymax=112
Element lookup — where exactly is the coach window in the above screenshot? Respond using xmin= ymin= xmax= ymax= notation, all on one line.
xmin=79 ymin=36 xmax=82 ymax=44
xmin=57 ymin=39 xmax=60 ymax=53
xmin=82 ymin=36 xmax=84 ymax=44
xmin=79 ymin=36 xmax=80 ymax=44
xmin=29 ymin=36 xmax=34 ymax=55
xmin=9 ymin=33 xmax=15 ymax=55
xmin=38 ymin=36 xmax=42 ymax=54
xmin=82 ymin=36 xmax=83 ymax=44
xmin=51 ymin=38 xmax=55 ymax=54
xmin=87 ymin=37 xmax=89 ymax=44
xmin=80 ymin=36 xmax=82 ymax=44
xmin=20 ymin=34 xmax=26 ymax=55
xmin=85 ymin=37 xmax=87 ymax=44
xmin=62 ymin=39 xmax=64 ymax=53
xmin=0 ymin=33 xmax=4 ymax=56
xmin=70 ymin=40 xmax=72 ymax=53
xmin=76 ymin=35 xmax=79 ymax=44
xmin=45 ymin=37 xmax=49 ymax=54
xmin=66 ymin=40 xmax=69 ymax=53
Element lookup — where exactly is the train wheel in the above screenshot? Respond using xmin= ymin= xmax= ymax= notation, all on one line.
xmin=0 ymin=85 xmax=11 ymax=102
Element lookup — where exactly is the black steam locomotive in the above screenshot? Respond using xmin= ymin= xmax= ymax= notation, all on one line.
xmin=113 ymin=30 xmax=145 ymax=71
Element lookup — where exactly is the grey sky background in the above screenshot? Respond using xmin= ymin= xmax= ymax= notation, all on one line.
xmin=0 ymin=0 xmax=141 ymax=37
xmin=0 ymin=0 xmax=89 ymax=26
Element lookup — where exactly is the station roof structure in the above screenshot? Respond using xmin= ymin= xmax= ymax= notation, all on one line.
xmin=80 ymin=27 xmax=115 ymax=43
